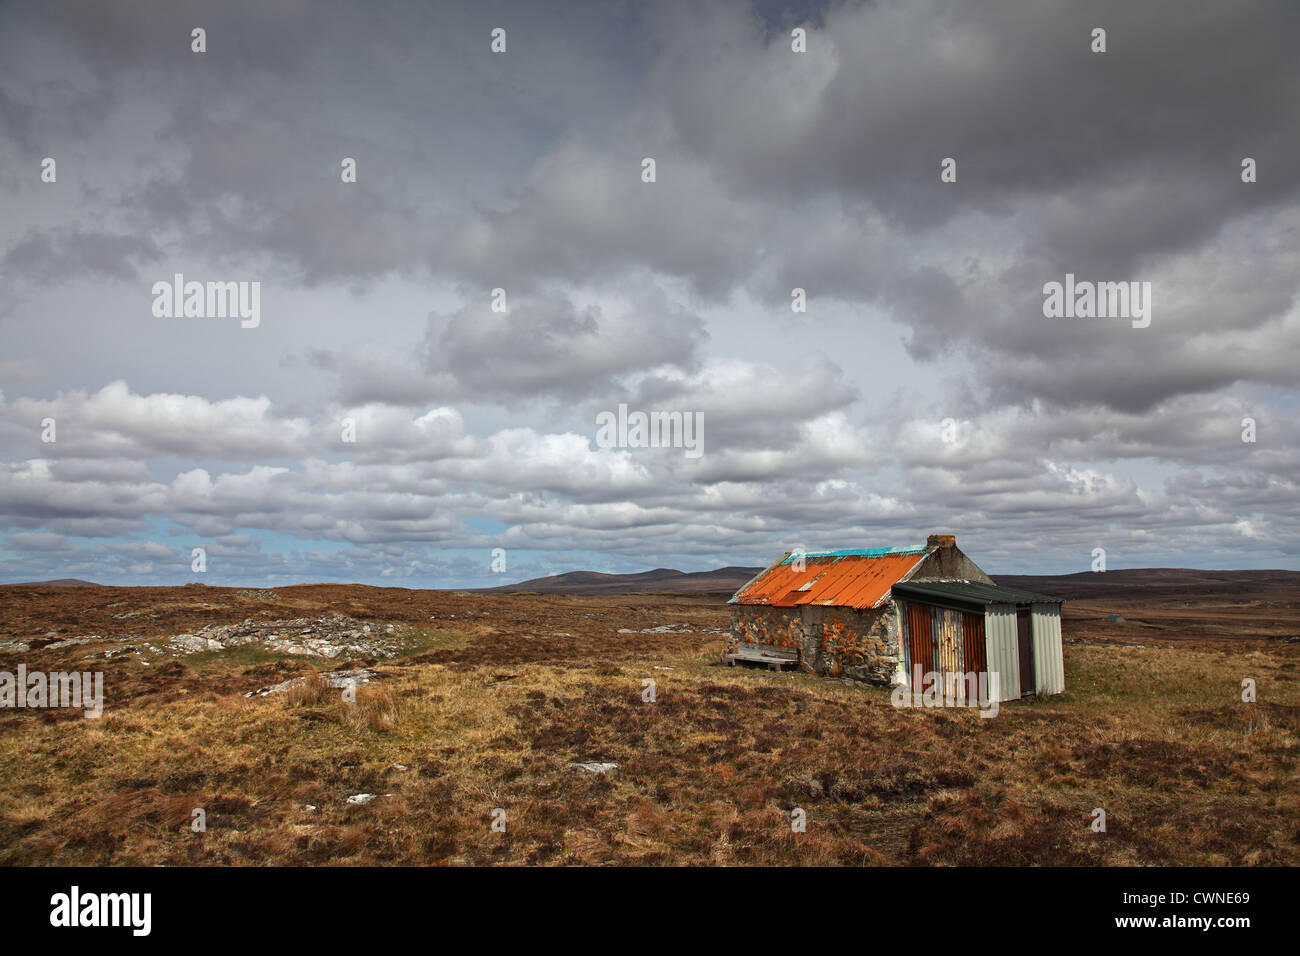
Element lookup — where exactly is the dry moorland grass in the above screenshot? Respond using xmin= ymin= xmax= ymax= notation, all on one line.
xmin=0 ymin=584 xmax=1295 ymax=866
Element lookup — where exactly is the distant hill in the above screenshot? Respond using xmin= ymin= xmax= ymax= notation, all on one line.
xmin=482 ymin=565 xmax=1300 ymax=600
xmin=993 ymin=568 xmax=1300 ymax=601
xmin=6 ymin=567 xmax=1295 ymax=601
xmin=483 ymin=566 xmax=763 ymax=595
xmin=8 ymin=578 xmax=100 ymax=587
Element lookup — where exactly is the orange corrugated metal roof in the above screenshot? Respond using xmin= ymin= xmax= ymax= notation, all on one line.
xmin=730 ymin=547 xmax=928 ymax=610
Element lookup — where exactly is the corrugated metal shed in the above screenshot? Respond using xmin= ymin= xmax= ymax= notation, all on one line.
xmin=891 ymin=580 xmax=1064 ymax=609
xmin=895 ymin=583 xmax=1065 ymax=702
xmin=729 ymin=547 xmax=927 ymax=610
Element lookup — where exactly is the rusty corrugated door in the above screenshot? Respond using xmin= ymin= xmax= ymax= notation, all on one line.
xmin=961 ymin=611 xmax=986 ymax=674
xmin=906 ymin=602 xmax=933 ymax=677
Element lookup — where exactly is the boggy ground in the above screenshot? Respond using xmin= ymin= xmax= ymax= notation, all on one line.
xmin=0 ymin=581 xmax=1295 ymax=866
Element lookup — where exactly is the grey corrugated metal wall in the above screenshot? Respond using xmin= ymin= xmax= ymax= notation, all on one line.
xmin=983 ymin=604 xmax=1019 ymax=701
xmin=1031 ymin=603 xmax=1065 ymax=695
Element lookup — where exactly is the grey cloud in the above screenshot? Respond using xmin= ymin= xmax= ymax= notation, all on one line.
xmin=318 ymin=289 xmax=707 ymax=406
xmin=0 ymin=0 xmax=1296 ymax=582
xmin=2 ymin=229 xmax=162 ymax=283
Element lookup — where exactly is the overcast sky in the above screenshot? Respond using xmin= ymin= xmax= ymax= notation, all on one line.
xmin=1 ymin=0 xmax=1297 ymax=587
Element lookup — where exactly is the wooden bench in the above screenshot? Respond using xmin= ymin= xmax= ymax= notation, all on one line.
xmin=726 ymin=643 xmax=800 ymax=671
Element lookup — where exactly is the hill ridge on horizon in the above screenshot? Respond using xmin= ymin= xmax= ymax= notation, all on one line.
xmin=6 ymin=566 xmax=1300 ymax=597
xmin=480 ymin=565 xmax=763 ymax=595
xmin=482 ymin=564 xmax=1300 ymax=597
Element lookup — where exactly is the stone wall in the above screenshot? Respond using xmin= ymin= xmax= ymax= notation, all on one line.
xmin=728 ymin=601 xmax=903 ymax=684
xmin=814 ymin=603 xmax=902 ymax=683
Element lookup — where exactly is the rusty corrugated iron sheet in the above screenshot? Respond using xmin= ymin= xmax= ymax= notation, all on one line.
xmin=729 ymin=547 xmax=926 ymax=610
xmin=907 ymin=601 xmax=934 ymax=674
